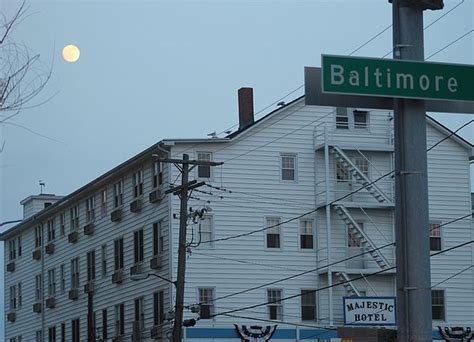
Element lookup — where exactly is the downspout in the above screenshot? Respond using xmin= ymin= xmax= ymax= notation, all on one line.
xmin=324 ymin=125 xmax=334 ymax=326
xmin=312 ymin=124 xmax=320 ymax=323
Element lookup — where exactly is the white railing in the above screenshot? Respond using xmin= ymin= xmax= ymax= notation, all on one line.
xmin=314 ymin=121 xmax=394 ymax=149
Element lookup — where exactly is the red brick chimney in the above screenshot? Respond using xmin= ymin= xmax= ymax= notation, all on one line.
xmin=238 ymin=87 xmax=254 ymax=131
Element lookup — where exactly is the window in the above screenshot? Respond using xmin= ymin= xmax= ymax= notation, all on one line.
xmin=134 ymin=229 xmax=144 ymax=264
xmin=35 ymin=225 xmax=43 ymax=248
xmin=153 ymin=221 xmax=164 ymax=256
xmin=35 ymin=274 xmax=42 ymax=301
xmin=60 ymin=213 xmax=66 ymax=236
xmin=101 ymin=244 xmax=107 ymax=277
xmin=86 ymin=196 xmax=95 ymax=222
xmin=114 ymin=238 xmax=124 ymax=270
xmin=101 ymin=188 xmax=107 ymax=216
xmin=153 ymin=290 xmax=164 ymax=325
xmin=267 ymin=289 xmax=283 ymax=320
xmin=336 ymin=161 xmax=350 ymax=183
xmin=48 ymin=326 xmax=56 ymax=342
xmin=36 ymin=331 xmax=42 ymax=342
xmin=60 ymin=265 xmax=66 ymax=293
xmin=199 ymin=216 xmax=213 ymax=247
xmin=301 ymin=290 xmax=316 ymax=321
xmin=113 ymin=181 xmax=123 ymax=208
xmin=44 ymin=202 xmax=52 ymax=208
xmin=432 ymin=289 xmax=445 ymax=321
xmin=9 ymin=285 xmax=16 ymax=310
xmin=18 ymin=282 xmax=22 ymax=308
xmin=266 ymin=218 xmax=281 ymax=249
xmin=300 ymin=219 xmax=314 ymax=249
xmin=354 ymin=157 xmax=369 ymax=178
xmin=61 ymin=323 xmax=66 ymax=342
xmin=429 ymin=222 xmax=442 ymax=251
xmin=281 ymin=154 xmax=296 ymax=181
xmin=17 ymin=235 xmax=22 ymax=256
xmin=133 ymin=169 xmax=144 ymax=197
xmin=199 ymin=288 xmax=214 ymax=319
xmin=197 ymin=152 xmax=211 ymax=178
xmin=48 ymin=268 xmax=56 ymax=297
xmin=134 ymin=297 xmax=145 ymax=330
xmin=152 ymin=161 xmax=163 ymax=188
xmin=348 ymin=226 xmax=361 ymax=247
xmin=9 ymin=239 xmax=16 ymax=260
xmin=71 ymin=318 xmax=80 ymax=342
xmin=87 ymin=250 xmax=96 ymax=282
xmin=115 ymin=303 xmax=125 ymax=336
xmin=353 ymin=110 xmax=368 ymax=129
xmin=71 ymin=257 xmax=80 ymax=289
xmin=70 ymin=205 xmax=79 ymax=231
xmin=336 ymin=107 xmax=349 ymax=129
xmin=47 ymin=219 xmax=55 ymax=242
xmin=102 ymin=309 xmax=108 ymax=340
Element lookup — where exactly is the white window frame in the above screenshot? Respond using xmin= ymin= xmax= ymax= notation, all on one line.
xmin=87 ymin=250 xmax=96 ymax=282
xmin=353 ymin=110 xmax=369 ymax=130
xmin=17 ymin=235 xmax=22 ymax=257
xmin=114 ymin=238 xmax=124 ymax=270
xmin=17 ymin=282 xmax=22 ymax=308
xmin=353 ymin=156 xmax=370 ymax=178
xmin=133 ymin=229 xmax=144 ymax=264
xmin=101 ymin=244 xmax=107 ymax=278
xmin=432 ymin=289 xmax=446 ymax=321
xmin=100 ymin=188 xmax=108 ymax=216
xmin=132 ymin=169 xmax=144 ymax=198
xmin=267 ymin=288 xmax=283 ymax=321
xmin=336 ymin=108 xmax=349 ymax=129
xmin=301 ymin=289 xmax=317 ymax=321
xmin=153 ymin=290 xmax=165 ymax=325
xmin=280 ymin=153 xmax=297 ymax=182
xmin=198 ymin=215 xmax=214 ymax=248
xmin=113 ymin=180 xmax=123 ymax=208
xmin=60 ymin=264 xmax=66 ymax=293
xmin=429 ymin=221 xmax=442 ymax=251
xmin=134 ymin=297 xmax=145 ymax=330
xmin=47 ymin=218 xmax=55 ymax=242
xmin=60 ymin=213 xmax=66 ymax=236
xmin=114 ymin=303 xmax=125 ymax=336
xmin=9 ymin=239 xmax=16 ymax=261
xmin=86 ymin=195 xmax=96 ymax=223
xmin=48 ymin=268 xmax=56 ymax=297
xmin=152 ymin=221 xmax=164 ymax=256
xmin=299 ymin=219 xmax=314 ymax=250
xmin=35 ymin=225 xmax=43 ymax=248
xmin=35 ymin=274 xmax=42 ymax=301
xmin=152 ymin=161 xmax=163 ymax=188
xmin=265 ymin=217 xmax=282 ymax=250
xmin=70 ymin=257 xmax=80 ymax=289
xmin=197 ymin=152 xmax=212 ymax=179
xmin=9 ymin=285 xmax=16 ymax=310
xmin=198 ymin=287 xmax=215 ymax=320
xmin=70 ymin=205 xmax=79 ymax=231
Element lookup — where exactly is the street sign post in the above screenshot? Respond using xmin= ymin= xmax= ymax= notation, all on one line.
xmin=321 ymin=55 xmax=474 ymax=102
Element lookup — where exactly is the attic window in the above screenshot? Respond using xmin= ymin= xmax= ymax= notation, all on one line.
xmin=44 ymin=202 xmax=52 ymax=208
xmin=354 ymin=110 xmax=368 ymax=129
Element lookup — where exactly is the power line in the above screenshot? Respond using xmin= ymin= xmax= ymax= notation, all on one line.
xmin=431 ymin=265 xmax=473 ymax=288
xmin=427 ymin=120 xmax=473 ymax=151
xmin=209 ymin=240 xmax=474 ymax=319
xmin=425 ymin=29 xmax=473 ymax=60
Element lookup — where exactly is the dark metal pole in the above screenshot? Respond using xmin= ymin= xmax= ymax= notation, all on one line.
xmin=172 ymin=153 xmax=190 ymax=342
xmin=87 ymin=291 xmax=94 ymax=342
xmin=392 ymin=1 xmax=432 ymax=341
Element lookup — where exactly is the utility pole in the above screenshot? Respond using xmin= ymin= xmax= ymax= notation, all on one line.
xmin=160 ymin=154 xmax=222 ymax=342
xmin=392 ymin=1 xmax=443 ymax=341
xmin=87 ymin=291 xmax=94 ymax=342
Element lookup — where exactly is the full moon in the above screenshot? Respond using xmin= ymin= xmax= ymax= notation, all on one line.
xmin=62 ymin=45 xmax=80 ymax=63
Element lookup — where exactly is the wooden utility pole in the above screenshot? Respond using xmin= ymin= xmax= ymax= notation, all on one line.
xmin=160 ymin=154 xmax=222 ymax=342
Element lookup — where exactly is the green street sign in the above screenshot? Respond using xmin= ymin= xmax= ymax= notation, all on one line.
xmin=321 ymin=55 xmax=474 ymax=102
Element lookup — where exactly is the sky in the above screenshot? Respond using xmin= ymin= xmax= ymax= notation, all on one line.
xmin=0 ymin=0 xmax=473 ymax=333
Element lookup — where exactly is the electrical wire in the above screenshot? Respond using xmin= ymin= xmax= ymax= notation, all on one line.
xmin=427 ymin=120 xmax=473 ymax=151
xmin=208 ymin=240 xmax=474 ymax=319
xmin=425 ymin=29 xmax=473 ymax=60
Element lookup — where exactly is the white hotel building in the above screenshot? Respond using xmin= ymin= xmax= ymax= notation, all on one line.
xmin=2 ymin=88 xmax=473 ymax=341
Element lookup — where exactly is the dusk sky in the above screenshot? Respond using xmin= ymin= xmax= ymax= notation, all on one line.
xmin=0 ymin=0 xmax=473 ymax=333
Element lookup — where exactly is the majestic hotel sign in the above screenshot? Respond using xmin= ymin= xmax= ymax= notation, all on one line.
xmin=321 ymin=55 xmax=474 ymax=102
xmin=343 ymin=297 xmax=396 ymax=326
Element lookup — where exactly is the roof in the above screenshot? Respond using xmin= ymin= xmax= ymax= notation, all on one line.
xmin=1 ymin=95 xmax=471 ymax=240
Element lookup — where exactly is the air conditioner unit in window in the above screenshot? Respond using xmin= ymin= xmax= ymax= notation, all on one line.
xmin=6 ymin=261 xmax=15 ymax=272
xmin=112 ymin=336 xmax=124 ymax=342
xmin=130 ymin=263 xmax=143 ymax=275
xmin=150 ymin=325 xmax=162 ymax=339
xmin=150 ymin=255 xmax=162 ymax=270
xmin=7 ymin=312 xmax=16 ymax=322
xmin=33 ymin=302 xmax=42 ymax=313
xmin=46 ymin=297 xmax=56 ymax=308
xmin=130 ymin=198 xmax=142 ymax=213
xmin=68 ymin=288 xmax=79 ymax=300
xmin=68 ymin=231 xmax=79 ymax=243
xmin=112 ymin=270 xmax=124 ymax=284
xmin=111 ymin=208 xmax=122 ymax=222
xmin=32 ymin=248 xmax=42 ymax=260
xmin=84 ymin=281 xmax=95 ymax=294
xmin=45 ymin=242 xmax=55 ymax=254
xmin=149 ymin=189 xmax=163 ymax=204
xmin=84 ymin=223 xmax=95 ymax=236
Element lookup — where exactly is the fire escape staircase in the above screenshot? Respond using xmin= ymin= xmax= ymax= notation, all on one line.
xmin=329 ymin=146 xmax=392 ymax=205
xmin=333 ymin=204 xmax=392 ymax=297
xmin=336 ymin=271 xmax=361 ymax=297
